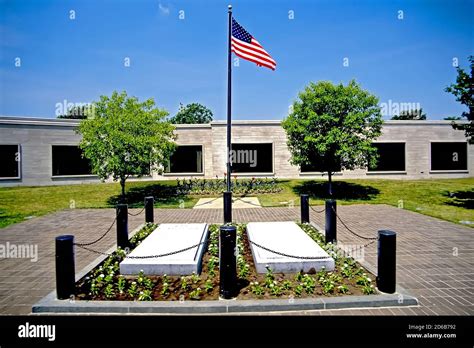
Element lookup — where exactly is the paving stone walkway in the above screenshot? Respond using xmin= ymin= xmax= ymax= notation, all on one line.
xmin=0 ymin=205 xmax=472 ymax=315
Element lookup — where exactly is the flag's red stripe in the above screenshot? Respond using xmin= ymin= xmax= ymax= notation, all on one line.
xmin=233 ymin=40 xmax=270 ymax=60
xmin=231 ymin=41 xmax=276 ymax=66
xmin=231 ymin=45 xmax=276 ymax=67
xmin=231 ymin=38 xmax=275 ymax=62
xmin=231 ymin=38 xmax=276 ymax=66
xmin=235 ymin=52 xmax=275 ymax=70
xmin=232 ymin=49 xmax=276 ymax=70
xmin=251 ymin=39 xmax=264 ymax=48
xmin=231 ymin=36 xmax=270 ymax=57
xmin=231 ymin=44 xmax=276 ymax=68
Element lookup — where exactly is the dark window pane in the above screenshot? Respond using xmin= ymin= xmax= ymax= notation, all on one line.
xmin=52 ymin=146 xmax=92 ymax=176
xmin=431 ymin=142 xmax=467 ymax=171
xmin=369 ymin=143 xmax=405 ymax=171
xmin=301 ymin=153 xmax=341 ymax=173
xmin=0 ymin=145 xmax=20 ymax=178
xmin=231 ymin=143 xmax=273 ymax=173
xmin=166 ymin=145 xmax=203 ymax=173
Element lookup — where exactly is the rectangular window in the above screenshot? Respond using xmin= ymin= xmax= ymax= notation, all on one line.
xmin=166 ymin=145 xmax=203 ymax=173
xmin=52 ymin=145 xmax=92 ymax=176
xmin=300 ymin=153 xmax=341 ymax=173
xmin=368 ymin=143 xmax=406 ymax=172
xmin=431 ymin=142 xmax=468 ymax=171
xmin=0 ymin=145 xmax=20 ymax=178
xmin=231 ymin=143 xmax=273 ymax=173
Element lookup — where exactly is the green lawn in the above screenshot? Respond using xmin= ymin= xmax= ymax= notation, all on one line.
xmin=0 ymin=178 xmax=472 ymax=228
xmin=0 ymin=180 xmax=200 ymax=228
xmin=258 ymin=178 xmax=474 ymax=226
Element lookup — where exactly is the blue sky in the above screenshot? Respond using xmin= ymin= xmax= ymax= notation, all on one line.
xmin=0 ymin=0 xmax=472 ymax=120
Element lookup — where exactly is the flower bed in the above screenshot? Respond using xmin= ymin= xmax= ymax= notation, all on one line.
xmin=75 ymin=223 xmax=377 ymax=301
xmin=176 ymin=177 xmax=282 ymax=196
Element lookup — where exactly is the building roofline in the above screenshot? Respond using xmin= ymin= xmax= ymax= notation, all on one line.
xmin=0 ymin=116 xmax=80 ymax=126
xmin=211 ymin=120 xmax=283 ymax=126
xmin=212 ymin=119 xmax=469 ymax=126
xmin=175 ymin=123 xmax=212 ymax=128
xmin=383 ymin=120 xmax=468 ymax=125
xmin=0 ymin=115 xmax=468 ymax=127
xmin=0 ymin=116 xmax=213 ymax=128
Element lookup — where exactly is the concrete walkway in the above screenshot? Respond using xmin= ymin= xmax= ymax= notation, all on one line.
xmin=194 ymin=197 xmax=261 ymax=209
xmin=0 ymin=205 xmax=472 ymax=315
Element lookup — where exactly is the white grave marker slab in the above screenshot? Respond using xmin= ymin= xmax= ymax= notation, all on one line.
xmin=120 ymin=223 xmax=208 ymax=276
xmin=247 ymin=221 xmax=334 ymax=273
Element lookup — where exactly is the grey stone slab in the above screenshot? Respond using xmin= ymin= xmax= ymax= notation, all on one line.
xmin=247 ymin=221 xmax=335 ymax=273
xmin=120 ymin=223 xmax=208 ymax=276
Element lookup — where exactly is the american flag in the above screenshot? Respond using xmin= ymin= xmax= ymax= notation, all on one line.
xmin=231 ymin=18 xmax=276 ymax=71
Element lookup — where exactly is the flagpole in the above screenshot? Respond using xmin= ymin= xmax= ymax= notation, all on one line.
xmin=226 ymin=4 xmax=232 ymax=192
xmin=223 ymin=4 xmax=233 ymax=224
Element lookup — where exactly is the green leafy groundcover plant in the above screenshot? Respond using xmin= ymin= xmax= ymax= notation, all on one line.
xmin=76 ymin=223 xmax=376 ymax=301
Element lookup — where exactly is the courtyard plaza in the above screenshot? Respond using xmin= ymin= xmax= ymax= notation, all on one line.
xmin=0 ymin=204 xmax=472 ymax=315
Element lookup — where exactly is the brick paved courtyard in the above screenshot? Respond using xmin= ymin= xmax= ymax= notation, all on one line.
xmin=0 ymin=204 xmax=472 ymax=315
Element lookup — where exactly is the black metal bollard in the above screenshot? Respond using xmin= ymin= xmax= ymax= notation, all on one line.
xmin=300 ymin=194 xmax=310 ymax=223
xmin=219 ymin=225 xmax=237 ymax=299
xmin=144 ymin=196 xmax=154 ymax=223
xmin=377 ymin=230 xmax=397 ymax=293
xmin=325 ymin=199 xmax=337 ymax=244
xmin=56 ymin=235 xmax=75 ymax=300
xmin=116 ymin=204 xmax=129 ymax=249
xmin=223 ymin=191 xmax=232 ymax=223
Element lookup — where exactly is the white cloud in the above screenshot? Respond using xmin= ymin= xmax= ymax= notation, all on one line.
xmin=159 ymin=3 xmax=170 ymax=16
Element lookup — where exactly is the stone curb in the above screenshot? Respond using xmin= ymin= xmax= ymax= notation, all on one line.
xmin=32 ymin=290 xmax=418 ymax=314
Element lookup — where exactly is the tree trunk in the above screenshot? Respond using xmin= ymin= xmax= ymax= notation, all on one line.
xmin=328 ymin=171 xmax=333 ymax=197
xmin=120 ymin=177 xmax=126 ymax=202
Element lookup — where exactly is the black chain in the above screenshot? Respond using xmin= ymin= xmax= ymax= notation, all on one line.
xmin=128 ymin=207 xmax=145 ymax=216
xmin=248 ymin=239 xmax=332 ymax=260
xmin=74 ymin=217 xmax=117 ymax=247
xmin=310 ymin=206 xmax=325 ymax=213
xmin=332 ymin=207 xmax=378 ymax=241
xmin=126 ymin=240 xmax=207 ymax=259
xmin=76 ymin=237 xmax=209 ymax=259
xmin=75 ymin=244 xmax=114 ymax=256
xmin=363 ymin=239 xmax=377 ymax=248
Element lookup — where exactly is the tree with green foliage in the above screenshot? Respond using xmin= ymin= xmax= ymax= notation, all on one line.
xmin=57 ymin=105 xmax=92 ymax=119
xmin=444 ymin=116 xmax=462 ymax=121
xmin=445 ymin=55 xmax=473 ymax=144
xmin=282 ymin=80 xmax=383 ymax=196
xmin=391 ymin=108 xmax=426 ymax=120
xmin=169 ymin=102 xmax=213 ymax=124
xmin=78 ymin=91 xmax=176 ymax=199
